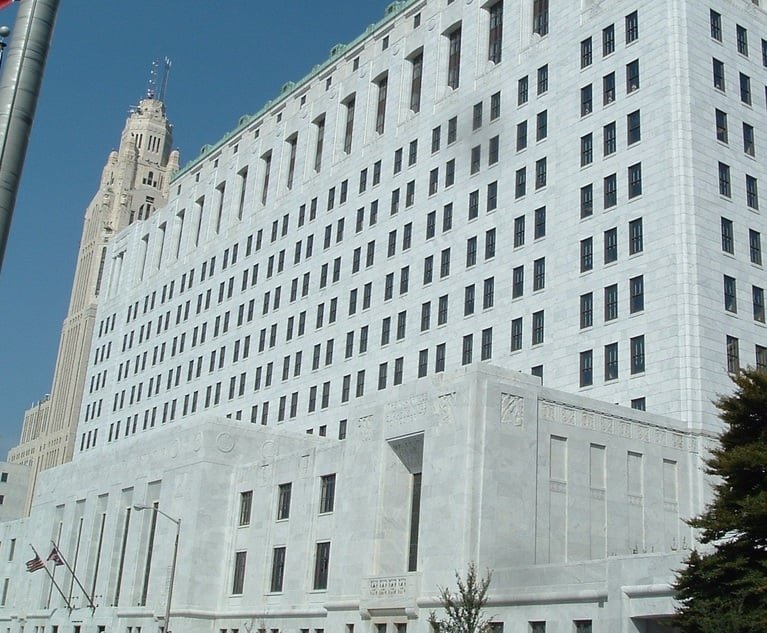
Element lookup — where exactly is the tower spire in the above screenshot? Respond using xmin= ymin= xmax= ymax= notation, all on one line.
xmin=145 ymin=57 xmax=171 ymax=101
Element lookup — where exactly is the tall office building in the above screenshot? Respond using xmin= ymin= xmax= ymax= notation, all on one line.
xmin=6 ymin=95 xmax=179 ymax=508
xmin=0 ymin=0 xmax=764 ymax=631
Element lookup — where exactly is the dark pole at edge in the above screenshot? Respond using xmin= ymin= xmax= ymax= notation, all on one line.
xmin=0 ymin=0 xmax=59 ymax=273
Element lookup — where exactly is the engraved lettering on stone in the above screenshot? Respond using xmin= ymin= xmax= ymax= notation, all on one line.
xmin=541 ymin=401 xmax=557 ymax=422
xmin=581 ymin=412 xmax=595 ymax=430
xmin=384 ymin=395 xmax=428 ymax=426
xmin=500 ymin=393 xmax=524 ymax=426
xmin=561 ymin=407 xmax=576 ymax=426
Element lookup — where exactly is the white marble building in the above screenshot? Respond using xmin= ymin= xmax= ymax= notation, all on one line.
xmin=2 ymin=0 xmax=765 ymax=630
xmin=0 ymin=366 xmax=707 ymax=633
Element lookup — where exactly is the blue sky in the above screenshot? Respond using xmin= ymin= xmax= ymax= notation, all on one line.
xmin=0 ymin=0 xmax=388 ymax=456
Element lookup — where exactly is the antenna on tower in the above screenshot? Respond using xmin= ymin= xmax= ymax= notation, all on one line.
xmin=146 ymin=59 xmax=160 ymax=99
xmin=158 ymin=57 xmax=172 ymax=102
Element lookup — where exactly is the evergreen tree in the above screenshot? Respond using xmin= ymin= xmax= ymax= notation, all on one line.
xmin=674 ymin=368 xmax=767 ymax=633
xmin=429 ymin=564 xmax=493 ymax=633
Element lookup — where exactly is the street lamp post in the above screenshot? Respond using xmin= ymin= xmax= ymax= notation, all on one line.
xmin=134 ymin=505 xmax=181 ymax=633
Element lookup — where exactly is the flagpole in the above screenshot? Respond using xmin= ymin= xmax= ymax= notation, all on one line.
xmin=0 ymin=0 xmax=59 ymax=273
xmin=29 ymin=545 xmax=72 ymax=612
xmin=50 ymin=541 xmax=96 ymax=612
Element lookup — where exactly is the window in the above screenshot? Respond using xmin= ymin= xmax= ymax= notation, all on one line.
xmin=750 ymin=229 xmax=762 ymax=265
xmin=581 ymin=185 xmax=593 ymax=218
xmin=481 ymin=328 xmax=493 ymax=360
xmin=603 ymin=24 xmax=615 ymax=56
xmin=604 ymin=342 xmax=618 ymax=380
xmin=537 ymin=64 xmax=548 ymax=94
xmin=270 ymin=547 xmax=286 ymax=592
xmin=625 ymin=11 xmax=638 ymax=43
xmin=737 ymin=25 xmax=749 ymax=56
xmin=575 ymin=622 xmax=592 ymax=633
xmin=511 ymin=317 xmax=523 ymax=351
xmin=747 ymin=175 xmax=759 ymax=209
xmin=518 ymin=75 xmax=528 ymax=105
xmin=743 ymin=123 xmax=755 ymax=156
xmin=533 ymin=257 xmax=545 ymax=290
xmin=580 ymin=350 xmax=593 ymax=386
xmin=464 ymin=285 xmax=475 ymax=315
xmin=603 ymin=72 xmax=615 ymax=105
xmin=533 ymin=0 xmax=548 ymax=36
xmin=740 ymin=73 xmax=752 ymax=105
xmin=604 ymin=228 xmax=618 ymax=263
xmin=536 ymin=110 xmax=547 ymax=141
xmin=232 ymin=551 xmax=247 ymax=594
xmin=719 ymin=163 xmax=731 ymax=197
xmin=421 ymin=302 xmax=431 ymax=331
xmin=630 ymin=275 xmax=644 ymax=313
xmin=440 ymin=248 xmax=451 ymax=277
xmin=580 ymin=292 xmax=593 ymax=328
xmin=485 ymin=228 xmax=496 ymax=259
xmin=724 ymin=275 xmax=737 ymax=313
xmin=532 ymin=310 xmax=545 ymax=345
xmin=581 ymin=37 xmax=592 ymax=68
xmin=515 ymin=168 xmax=526 ymax=198
xmin=753 ymin=286 xmax=765 ymax=322
xmin=313 ymin=542 xmax=331 ymax=590
xmin=483 ymin=277 xmax=495 ymax=308
xmin=418 ymin=349 xmax=429 ymax=377
xmin=435 ymin=343 xmax=446 ymax=372
xmin=604 ymin=173 xmax=617 ymax=208
xmin=319 ymin=474 xmax=336 ymax=513
xmin=489 ymin=136 xmax=499 ymax=165
xmin=314 ymin=116 xmax=326 ymax=172
xmin=581 ymin=84 xmax=593 ymax=116
xmin=726 ymin=335 xmax=740 ymax=373
xmin=447 ymin=26 xmax=462 ymax=89
xmin=431 ymin=126 xmax=441 ymax=153
xmin=581 ymin=134 xmax=593 ymax=166
xmin=410 ymin=52 xmax=423 ymax=113
xmin=517 ymin=121 xmax=528 ymax=151
xmin=406 ymin=143 xmax=418 ymax=170
xmin=535 ymin=158 xmax=547 ymax=189
xmin=438 ymin=294 xmax=449 ymax=325
xmin=628 ymin=163 xmax=642 ymax=198
xmin=462 ymin=334 xmax=473 ymax=365
xmin=448 ymin=116 xmax=458 ymax=144
xmin=580 ymin=237 xmax=593 ymax=272
xmin=603 ymin=122 xmax=616 ymax=155
xmin=487 ymin=181 xmax=498 ymax=211
xmin=239 ymin=491 xmax=253 ymax=526
xmin=757 ymin=345 xmax=767 ymax=370
xmin=713 ymin=58 xmax=725 ymax=91
xmin=715 ymin=109 xmax=728 ymax=143
xmin=721 ymin=217 xmax=734 ymax=253
xmin=471 ymin=145 xmax=481 ymax=174
xmin=710 ymin=10 xmax=722 ymax=41
xmin=534 ymin=206 xmax=546 ymax=238
xmin=514 ymin=215 xmax=525 ymax=247
xmin=343 ymin=96 xmax=355 ymax=154
xmin=512 ymin=266 xmax=524 ymax=298
xmin=626 ymin=59 xmax=639 ymax=92
xmin=488 ymin=1 xmax=503 ymax=63
xmin=604 ymin=284 xmax=618 ymax=321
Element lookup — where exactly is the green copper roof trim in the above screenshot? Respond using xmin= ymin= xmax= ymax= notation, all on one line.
xmin=172 ymin=0 xmax=419 ymax=182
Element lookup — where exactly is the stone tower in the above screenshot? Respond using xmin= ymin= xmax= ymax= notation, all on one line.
xmin=7 ymin=95 xmax=179 ymax=510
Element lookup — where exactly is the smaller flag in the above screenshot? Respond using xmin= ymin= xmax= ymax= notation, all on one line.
xmin=47 ymin=547 xmax=64 ymax=566
xmin=0 ymin=1 xmax=19 ymax=11
xmin=25 ymin=555 xmax=44 ymax=573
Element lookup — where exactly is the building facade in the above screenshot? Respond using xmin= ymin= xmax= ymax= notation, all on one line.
xmin=2 ymin=0 xmax=766 ymax=630
xmin=0 ymin=366 xmax=707 ymax=633
xmin=7 ymin=96 xmax=179 ymax=510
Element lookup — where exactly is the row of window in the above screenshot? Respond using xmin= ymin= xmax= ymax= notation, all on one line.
xmin=722 ymin=275 xmax=765 ymax=322
xmin=720 ymin=218 xmax=762 ymax=264
xmin=579 ymin=335 xmax=646 ymax=387
xmin=710 ymin=9 xmax=767 ymax=68
xmin=580 ymin=11 xmax=639 ymax=69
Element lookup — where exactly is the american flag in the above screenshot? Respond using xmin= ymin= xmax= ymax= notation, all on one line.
xmin=25 ymin=555 xmax=44 ymax=573
xmin=0 ymin=0 xmax=19 ymax=10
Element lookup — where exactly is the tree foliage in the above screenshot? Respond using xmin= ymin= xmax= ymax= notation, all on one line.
xmin=674 ymin=368 xmax=767 ymax=633
xmin=429 ymin=564 xmax=493 ymax=633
